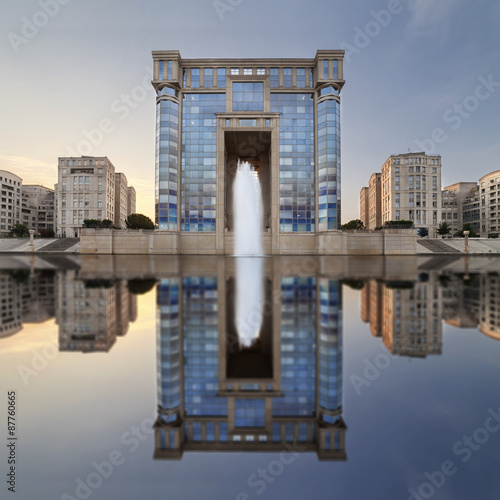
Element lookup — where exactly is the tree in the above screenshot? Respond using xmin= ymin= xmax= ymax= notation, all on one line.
xmin=418 ymin=227 xmax=429 ymax=238
xmin=125 ymin=213 xmax=155 ymax=230
xmin=341 ymin=219 xmax=365 ymax=230
xmin=437 ymin=221 xmax=451 ymax=235
xmin=454 ymin=223 xmax=478 ymax=238
xmin=9 ymin=224 xmax=29 ymax=238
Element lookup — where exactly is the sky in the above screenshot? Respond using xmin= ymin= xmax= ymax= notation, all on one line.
xmin=0 ymin=0 xmax=499 ymax=222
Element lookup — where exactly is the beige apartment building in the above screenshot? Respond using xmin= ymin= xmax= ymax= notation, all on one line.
xmin=56 ymin=156 xmax=135 ymax=237
xmin=127 ymin=186 xmax=136 ymax=217
xmin=360 ymin=187 xmax=368 ymax=228
xmin=381 ymin=152 xmax=442 ymax=236
xmin=21 ymin=185 xmax=55 ymax=234
xmin=479 ymin=170 xmax=500 ymax=237
xmin=0 ymin=170 xmax=22 ymax=235
xmin=441 ymin=182 xmax=477 ymax=235
xmin=368 ymin=172 xmax=382 ymax=229
xmin=114 ymin=172 xmax=129 ymax=228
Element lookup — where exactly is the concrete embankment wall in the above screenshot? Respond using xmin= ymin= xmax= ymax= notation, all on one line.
xmin=79 ymin=228 xmax=417 ymax=255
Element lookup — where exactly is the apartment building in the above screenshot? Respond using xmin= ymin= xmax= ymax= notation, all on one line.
xmin=0 ymin=170 xmax=22 ymax=235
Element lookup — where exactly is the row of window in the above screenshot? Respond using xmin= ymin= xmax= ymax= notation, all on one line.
xmin=392 ymin=157 xmax=439 ymax=165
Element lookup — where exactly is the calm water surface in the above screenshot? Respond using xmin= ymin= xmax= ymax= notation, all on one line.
xmin=1 ymin=255 xmax=499 ymax=500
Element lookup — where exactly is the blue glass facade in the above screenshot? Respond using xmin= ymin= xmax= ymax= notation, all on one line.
xmin=157 ymin=279 xmax=180 ymax=422
xmin=317 ymin=97 xmax=341 ymax=230
xmin=232 ymin=82 xmax=264 ymax=111
xmin=181 ymin=94 xmax=225 ymax=231
xmin=319 ymin=279 xmax=342 ymax=420
xmin=273 ymin=278 xmax=316 ymax=416
xmin=182 ymin=277 xmax=226 ymax=417
xmin=156 ymin=99 xmax=179 ymax=230
xmin=153 ymin=51 xmax=344 ymax=243
xmin=271 ymin=94 xmax=315 ymax=232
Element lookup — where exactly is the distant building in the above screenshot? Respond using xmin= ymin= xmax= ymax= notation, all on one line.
xmin=0 ymin=170 xmax=22 ymax=235
xmin=441 ymin=182 xmax=477 ymax=235
xmin=56 ymin=157 xmax=136 ymax=236
xmin=359 ymin=187 xmax=369 ymax=229
xmin=114 ymin=172 xmax=129 ymax=229
xmin=462 ymin=186 xmax=480 ymax=235
xmin=381 ymin=152 xmax=442 ymax=237
xmin=479 ymin=170 xmax=500 ymax=238
xmin=21 ymin=185 xmax=55 ymax=234
xmin=361 ymin=152 xmax=442 ymax=236
xmin=368 ymin=172 xmax=382 ymax=229
xmin=127 ymin=186 xmax=136 ymax=217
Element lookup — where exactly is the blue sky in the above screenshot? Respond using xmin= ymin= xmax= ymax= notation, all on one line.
xmin=1 ymin=0 xmax=499 ymax=221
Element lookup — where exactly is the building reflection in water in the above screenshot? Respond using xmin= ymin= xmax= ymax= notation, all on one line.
xmin=154 ymin=260 xmax=346 ymax=461
xmin=56 ymin=270 xmax=137 ymax=353
xmin=361 ymin=276 xmax=443 ymax=357
xmin=0 ymin=270 xmax=55 ymax=339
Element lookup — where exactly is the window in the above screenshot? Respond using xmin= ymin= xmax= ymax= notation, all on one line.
xmin=256 ymin=68 xmax=265 ymax=75
xmin=283 ymin=68 xmax=292 ymax=87
xmin=191 ymin=68 xmax=200 ymax=88
xmin=296 ymin=68 xmax=305 ymax=87
xmin=217 ymin=68 xmax=225 ymax=88
xmin=167 ymin=61 xmax=172 ymax=80
xmin=332 ymin=60 xmax=338 ymax=79
xmin=204 ymin=68 xmax=213 ymax=87
xmin=395 ymin=167 xmax=399 ymax=173
xmin=159 ymin=61 xmax=164 ymax=80
xmin=270 ymin=68 xmax=279 ymax=87
xmin=230 ymin=68 xmax=239 ymax=75
xmin=243 ymin=68 xmax=252 ymax=75
xmin=233 ymin=82 xmax=264 ymax=111
xmin=323 ymin=60 xmax=329 ymax=79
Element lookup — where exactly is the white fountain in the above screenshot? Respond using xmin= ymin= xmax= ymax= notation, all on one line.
xmin=233 ymin=160 xmax=264 ymax=347
xmin=233 ymin=160 xmax=263 ymax=256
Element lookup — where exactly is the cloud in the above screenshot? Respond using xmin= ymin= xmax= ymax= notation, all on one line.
xmin=0 ymin=154 xmax=57 ymax=187
xmin=405 ymin=0 xmax=464 ymax=42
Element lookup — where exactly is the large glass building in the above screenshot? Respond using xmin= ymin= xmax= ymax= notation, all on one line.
xmin=152 ymin=50 xmax=345 ymax=253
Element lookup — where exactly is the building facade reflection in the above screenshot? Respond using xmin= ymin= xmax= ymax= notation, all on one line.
xmin=0 ymin=270 xmax=55 ymax=339
xmin=361 ymin=276 xmax=443 ymax=357
xmin=154 ymin=261 xmax=346 ymax=461
xmin=56 ymin=271 xmax=137 ymax=353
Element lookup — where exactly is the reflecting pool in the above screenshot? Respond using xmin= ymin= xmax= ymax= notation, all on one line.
xmin=1 ymin=255 xmax=499 ymax=500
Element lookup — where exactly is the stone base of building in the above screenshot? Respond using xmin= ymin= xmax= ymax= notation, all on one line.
xmin=80 ymin=228 xmax=417 ymax=255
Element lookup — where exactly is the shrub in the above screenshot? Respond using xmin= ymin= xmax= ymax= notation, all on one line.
xmin=39 ymin=228 xmax=55 ymax=238
xmin=125 ymin=213 xmax=155 ymax=230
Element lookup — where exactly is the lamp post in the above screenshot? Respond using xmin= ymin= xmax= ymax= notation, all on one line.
xmin=28 ymin=230 xmax=35 ymax=252
xmin=463 ymin=230 xmax=470 ymax=254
